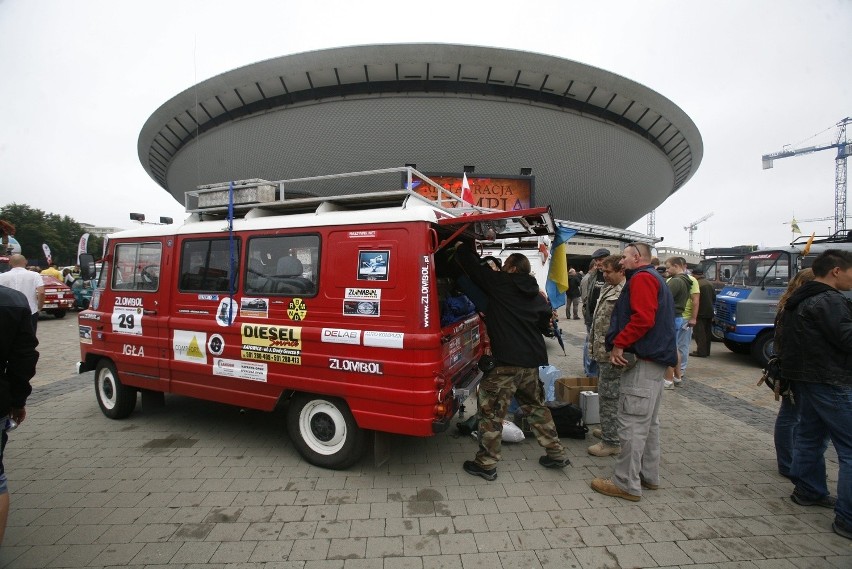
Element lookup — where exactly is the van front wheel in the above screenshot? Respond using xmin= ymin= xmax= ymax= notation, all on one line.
xmin=751 ymin=331 xmax=775 ymax=368
xmin=287 ymin=395 xmax=365 ymax=469
xmin=94 ymin=360 xmax=137 ymax=419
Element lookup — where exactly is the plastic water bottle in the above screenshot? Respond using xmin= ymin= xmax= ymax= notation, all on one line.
xmin=3 ymin=417 xmax=17 ymax=432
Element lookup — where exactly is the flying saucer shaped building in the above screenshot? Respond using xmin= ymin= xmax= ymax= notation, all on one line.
xmin=139 ymin=44 xmax=702 ymax=228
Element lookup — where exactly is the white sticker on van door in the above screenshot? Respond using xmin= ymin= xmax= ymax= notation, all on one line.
xmin=173 ymin=330 xmax=207 ymax=364
xmin=363 ymin=331 xmax=404 ymax=349
xmin=213 ymin=358 xmax=267 ymax=382
xmin=216 ymin=298 xmax=238 ymax=326
xmin=112 ymin=306 xmax=143 ymax=336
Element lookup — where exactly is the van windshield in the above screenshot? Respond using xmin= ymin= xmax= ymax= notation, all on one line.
xmin=742 ymin=251 xmax=790 ymax=287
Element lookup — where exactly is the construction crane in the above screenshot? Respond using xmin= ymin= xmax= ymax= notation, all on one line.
xmin=762 ymin=117 xmax=852 ymax=234
xmin=684 ymin=212 xmax=714 ymax=251
xmin=646 ymin=210 xmax=656 ymax=238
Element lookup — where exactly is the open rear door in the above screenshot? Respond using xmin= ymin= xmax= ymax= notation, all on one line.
xmin=434 ymin=206 xmax=556 ymax=249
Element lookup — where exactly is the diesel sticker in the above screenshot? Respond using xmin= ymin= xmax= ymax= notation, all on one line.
xmin=241 ymin=324 xmax=302 ymax=365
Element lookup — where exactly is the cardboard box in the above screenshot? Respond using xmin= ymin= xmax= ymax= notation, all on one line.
xmin=555 ymin=377 xmax=598 ymax=405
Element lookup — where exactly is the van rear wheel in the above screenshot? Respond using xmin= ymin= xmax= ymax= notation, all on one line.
xmin=286 ymin=394 xmax=365 ymax=469
xmin=94 ymin=360 xmax=137 ymax=419
xmin=751 ymin=331 xmax=775 ymax=368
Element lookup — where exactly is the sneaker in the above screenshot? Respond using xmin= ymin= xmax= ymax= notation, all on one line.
xmin=640 ymin=476 xmax=659 ymax=490
xmin=539 ymin=455 xmax=571 ymax=469
xmin=591 ymin=428 xmax=602 ymax=439
xmin=833 ymin=518 xmax=852 ymax=540
xmin=791 ymin=489 xmax=836 ymax=509
xmin=663 ymin=380 xmax=674 ymax=389
xmin=673 ymin=378 xmax=683 ymax=387
xmin=587 ymin=442 xmax=621 ymax=457
xmin=590 ymin=477 xmax=640 ymax=502
xmin=463 ymin=460 xmax=497 ymax=481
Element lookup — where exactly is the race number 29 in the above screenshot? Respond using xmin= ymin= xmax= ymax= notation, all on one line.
xmin=112 ymin=307 xmax=143 ymax=336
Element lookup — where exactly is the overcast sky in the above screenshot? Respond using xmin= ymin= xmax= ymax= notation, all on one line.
xmin=1 ymin=0 xmax=850 ymax=251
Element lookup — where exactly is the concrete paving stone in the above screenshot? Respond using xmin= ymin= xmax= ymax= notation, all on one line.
xmin=483 ymin=513 xmax=521 ymax=533
xmin=471 ymin=531 xmax=513 ymax=553
xmin=344 ymin=559 xmax=384 ymax=569
xmin=325 ymin=490 xmax=358 ymax=505
xmin=497 ymin=550 xmax=541 ymax=569
xmin=198 ymin=479 xmax=237 ymax=493
xmin=702 ymin=499 xmax=751 ymax=518
xmin=208 ymin=540 xmax=259 ymax=563
xmin=741 ymin=536 xmax=800 ymax=559
xmin=673 ymin=519 xmax=723 ymax=540
xmin=349 ymin=519 xmax=385 ymax=538
xmin=515 ymin=511 xmax=556 ymax=530
xmin=549 ymin=508 xmax=589 ymax=528
xmin=639 ymin=521 xmax=689 ymax=542
xmin=460 ymin=499 xmax=498 ymax=516
xmin=370 ymin=503 xmax=403 ymax=520
xmin=643 ymin=541 xmax=695 ymax=566
xmin=458 ymin=552 xmax=501 ymax=569
xmin=203 ymin=505 xmax=244 ymax=523
xmin=315 ymin=520 xmax=352 ymax=539
xmin=236 ymin=506 xmax=276 ymax=524
xmin=171 ymin=523 xmax=215 ymax=541
xmin=668 ymin=500 xmax=714 ymax=520
xmin=89 ymin=542 xmax=145 ymax=566
xmin=131 ymin=522 xmax=181 ymax=543
xmin=421 ymin=554 xmax=462 ymax=569
xmin=280 ymin=521 xmax=320 ymax=540
xmin=203 ymin=522 xmax=249 ymax=542
xmin=231 ymin=491 xmax=268 ymax=507
xmin=418 ymin=517 xmax=453 ymax=536
xmin=129 ymin=541 xmax=183 ymax=565
xmin=168 ymin=507 xmax=214 ymax=524
xmin=327 ymin=537 xmax=367 ymax=560
xmin=507 ymin=529 xmax=550 ymax=551
xmin=167 ymin=492 xmax=209 ymax=508
xmin=365 ymin=536 xmax=403 ymax=558
xmin=288 ymin=538 xmax=332 ymax=561
xmin=384 ymin=556 xmax=424 ymax=569
xmin=1 ymin=543 xmax=64 ymax=569
xmin=10 ymin=523 xmax=72 ymax=546
xmin=248 ymin=540 xmax=297 ymax=564
xmin=807 ymin=531 xmax=852 ymax=556
xmin=703 ymin=517 xmax=754 ymax=538
xmin=767 ymin=514 xmax=826 ymax=536
xmin=535 ymin=547 xmax=580 ymax=569
xmin=679 ymin=538 xmax=731 ymax=563
xmin=370 ymin=477 xmax=404 ymax=490
xmin=579 ymin=507 xmax=621 ymax=526
xmin=304 ymin=505 xmax=341 ymax=522
xmin=710 ymin=537 xmax=768 ymax=562
xmin=402 ymin=534 xmax=442 ymax=556
xmin=567 ymin=546 xmax=621 ymax=569
xmin=436 ymin=533 xmax=477 ymax=555
xmin=387 ymin=489 xmax=419 ymax=503
xmin=55 ymin=524 xmax=110 ymax=545
xmin=608 ymin=543 xmax=659 ymax=568
xmin=272 ymin=505 xmax=309 ymax=522
xmin=169 ymin=541 xmax=220 ymax=564
xmin=199 ymin=491 xmax=238 ymax=507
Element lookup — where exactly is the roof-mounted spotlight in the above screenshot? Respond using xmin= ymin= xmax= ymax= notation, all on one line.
xmin=463 ymin=165 xmax=475 ymax=174
xmin=520 ymin=167 xmax=532 ymax=176
xmin=129 ymin=213 xmax=145 ymax=222
xmin=159 ymin=217 xmax=174 ymax=225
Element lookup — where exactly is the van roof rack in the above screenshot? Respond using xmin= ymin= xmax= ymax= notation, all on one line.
xmin=185 ymin=167 xmax=495 ymax=219
xmin=790 ymin=231 xmax=852 ymax=246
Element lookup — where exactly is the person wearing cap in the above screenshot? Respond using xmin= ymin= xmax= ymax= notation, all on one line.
xmin=690 ymin=268 xmax=715 ymax=358
xmin=581 ymin=248 xmax=611 ymax=377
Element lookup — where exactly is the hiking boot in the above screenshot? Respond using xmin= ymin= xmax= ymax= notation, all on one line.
xmin=663 ymin=380 xmax=674 ymax=390
xmin=587 ymin=442 xmax=620 ymax=457
xmin=833 ymin=518 xmax=852 ymax=540
xmin=640 ymin=476 xmax=659 ymax=490
xmin=539 ymin=455 xmax=571 ymax=469
xmin=463 ymin=460 xmax=497 ymax=481
xmin=791 ymin=488 xmax=836 ymax=509
xmin=590 ymin=478 xmax=640 ymax=502
xmin=591 ymin=428 xmax=602 ymax=439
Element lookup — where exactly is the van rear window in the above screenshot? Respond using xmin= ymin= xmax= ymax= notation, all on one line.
xmin=112 ymin=242 xmax=162 ymax=291
xmin=179 ymin=239 xmax=241 ymax=293
xmin=245 ymin=235 xmax=319 ymax=296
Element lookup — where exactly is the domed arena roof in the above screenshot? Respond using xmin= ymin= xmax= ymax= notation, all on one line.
xmin=139 ymin=43 xmax=702 ymax=228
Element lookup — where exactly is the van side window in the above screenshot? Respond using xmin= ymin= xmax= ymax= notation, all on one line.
xmin=179 ymin=239 xmax=241 ymax=293
xmin=246 ymin=235 xmax=319 ymax=296
xmin=112 ymin=242 xmax=163 ymax=291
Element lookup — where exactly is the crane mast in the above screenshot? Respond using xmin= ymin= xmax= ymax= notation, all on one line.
xmin=762 ymin=117 xmax=852 ymax=234
xmin=683 ymin=211 xmax=714 ymax=251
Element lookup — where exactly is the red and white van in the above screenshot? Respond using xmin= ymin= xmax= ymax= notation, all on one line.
xmin=78 ymin=168 xmax=556 ymax=468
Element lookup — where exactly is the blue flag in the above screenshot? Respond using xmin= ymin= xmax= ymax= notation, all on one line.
xmin=545 ymin=226 xmax=577 ymax=310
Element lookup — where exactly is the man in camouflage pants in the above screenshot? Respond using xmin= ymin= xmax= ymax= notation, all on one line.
xmin=587 ymin=255 xmax=626 ymax=456
xmin=454 ymin=243 xmax=570 ymax=481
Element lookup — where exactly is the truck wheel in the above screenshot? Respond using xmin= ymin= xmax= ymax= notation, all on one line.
xmin=94 ymin=360 xmax=137 ymax=419
xmin=286 ymin=394 xmax=365 ymax=469
xmin=723 ymin=338 xmax=751 ymax=355
xmin=751 ymin=331 xmax=775 ymax=368
xmin=53 ymin=310 xmax=66 ymax=319
xmin=711 ymin=327 xmax=723 ymax=342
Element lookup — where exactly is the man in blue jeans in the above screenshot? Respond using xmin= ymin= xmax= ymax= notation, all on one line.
xmin=776 ymin=249 xmax=852 ymax=540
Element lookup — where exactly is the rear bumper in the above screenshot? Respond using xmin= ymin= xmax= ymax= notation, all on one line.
xmin=433 ymin=366 xmax=482 ymax=434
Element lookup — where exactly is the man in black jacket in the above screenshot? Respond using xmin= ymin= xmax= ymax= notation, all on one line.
xmin=454 ymin=243 xmax=569 ymax=481
xmin=777 ymin=249 xmax=852 ymax=540
xmin=0 ymin=284 xmax=39 ymax=544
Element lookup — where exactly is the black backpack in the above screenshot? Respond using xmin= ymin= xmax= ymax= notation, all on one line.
xmin=546 ymin=401 xmax=588 ymax=439
xmin=758 ymin=356 xmax=791 ymax=401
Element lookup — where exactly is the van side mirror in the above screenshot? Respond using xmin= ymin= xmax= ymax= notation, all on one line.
xmin=79 ymin=254 xmax=96 ymax=280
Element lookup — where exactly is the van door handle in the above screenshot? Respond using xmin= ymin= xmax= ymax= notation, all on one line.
xmin=143 ymin=309 xmax=157 ymax=315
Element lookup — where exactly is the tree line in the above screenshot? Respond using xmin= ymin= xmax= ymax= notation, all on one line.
xmin=1 ymin=203 xmax=106 ymax=267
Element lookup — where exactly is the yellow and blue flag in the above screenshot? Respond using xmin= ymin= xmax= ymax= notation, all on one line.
xmin=545 ymin=226 xmax=577 ymax=309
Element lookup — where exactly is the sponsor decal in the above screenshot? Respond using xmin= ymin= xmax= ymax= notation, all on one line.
xmin=329 ymin=357 xmax=383 ymax=375
xmin=420 ymin=255 xmax=431 ymax=328
xmin=111 ymin=306 xmax=143 ymax=336
xmin=241 ymin=323 xmax=302 ymax=365
xmin=115 ymin=297 xmax=143 ymax=307
xmin=213 ymin=358 xmax=268 ymax=382
xmin=348 ymin=230 xmax=376 ymax=238
xmin=363 ymin=331 xmax=404 ymax=349
xmin=198 ymin=294 xmax=219 ymax=301
xmin=177 ymin=309 xmax=210 ymax=315
xmin=240 ymin=297 xmax=269 ymax=318
xmin=357 ymin=250 xmax=390 ymax=281
xmin=173 ymin=330 xmax=207 ymax=364
xmin=345 ymin=288 xmax=381 ymax=301
xmin=321 ymin=328 xmax=361 ymax=345
xmin=79 ymin=325 xmax=92 ymax=344
xmin=207 ymin=334 xmax=225 ymax=356
xmin=122 ymin=344 xmax=145 ymax=357
xmin=79 ymin=313 xmax=100 ymax=321
xmin=343 ymin=300 xmax=379 ymax=316
xmin=287 ymin=298 xmax=307 ymax=321
xmin=216 ymin=298 xmax=238 ymax=327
